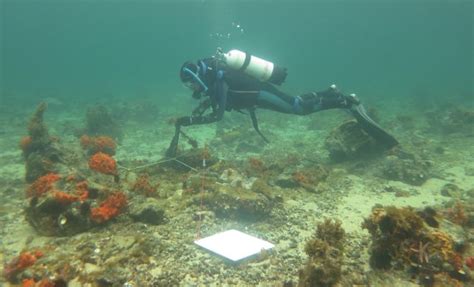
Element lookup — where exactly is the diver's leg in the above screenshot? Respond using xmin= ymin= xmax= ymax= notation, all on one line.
xmin=296 ymin=84 xmax=356 ymax=114
xmin=299 ymin=85 xmax=399 ymax=148
xmin=256 ymin=86 xmax=355 ymax=115
xmin=256 ymin=85 xmax=398 ymax=147
xmin=256 ymin=90 xmax=298 ymax=114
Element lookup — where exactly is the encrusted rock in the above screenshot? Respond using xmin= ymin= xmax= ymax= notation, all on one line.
xmin=128 ymin=198 xmax=165 ymax=225
xmin=25 ymin=195 xmax=91 ymax=236
xmin=219 ymin=168 xmax=256 ymax=189
xmin=379 ymin=150 xmax=431 ymax=186
xmin=324 ymin=120 xmax=379 ymax=161
xmin=274 ymin=166 xmax=329 ymax=193
xmin=201 ymin=185 xmax=274 ymax=221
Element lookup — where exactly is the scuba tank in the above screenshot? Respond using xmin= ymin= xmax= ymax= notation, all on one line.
xmin=217 ymin=48 xmax=287 ymax=85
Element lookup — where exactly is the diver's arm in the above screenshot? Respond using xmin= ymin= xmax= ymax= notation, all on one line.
xmin=176 ymin=79 xmax=228 ymax=127
xmin=175 ymin=112 xmax=220 ymax=126
xmin=166 ymin=103 xmax=215 ymax=157
xmin=192 ymin=98 xmax=212 ymax=116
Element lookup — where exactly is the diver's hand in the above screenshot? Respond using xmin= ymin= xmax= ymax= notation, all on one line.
xmin=175 ymin=116 xmax=192 ymax=127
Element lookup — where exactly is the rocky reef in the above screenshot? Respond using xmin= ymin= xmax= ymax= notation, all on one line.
xmin=19 ymin=105 xmax=128 ymax=237
xmin=20 ymin=103 xmax=62 ymax=183
xmin=363 ymin=205 xmax=471 ymax=285
xmin=379 ymin=148 xmax=432 ymax=186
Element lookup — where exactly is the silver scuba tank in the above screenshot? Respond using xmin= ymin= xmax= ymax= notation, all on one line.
xmin=219 ymin=49 xmax=287 ymax=85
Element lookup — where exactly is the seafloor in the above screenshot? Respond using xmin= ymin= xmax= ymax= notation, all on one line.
xmin=0 ymin=92 xmax=473 ymax=287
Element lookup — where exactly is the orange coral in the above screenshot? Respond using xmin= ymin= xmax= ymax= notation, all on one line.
xmin=3 ymin=251 xmax=43 ymax=281
xmin=27 ymin=173 xmax=60 ymax=197
xmin=19 ymin=136 xmax=32 ymax=152
xmin=77 ymin=190 xmax=89 ymax=201
xmin=90 ymin=192 xmax=127 ymax=223
xmin=75 ymin=180 xmax=89 ymax=201
xmin=22 ymin=278 xmax=36 ymax=287
xmin=88 ymin=152 xmax=117 ymax=175
xmin=131 ymin=174 xmax=159 ymax=196
xmin=94 ymin=136 xmax=116 ymax=153
xmin=81 ymin=135 xmax=116 ymax=155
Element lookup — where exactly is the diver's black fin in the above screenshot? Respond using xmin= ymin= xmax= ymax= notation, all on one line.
xmin=351 ymin=104 xmax=399 ymax=148
xmin=249 ymin=109 xmax=270 ymax=143
xmin=165 ymin=125 xmax=181 ymax=158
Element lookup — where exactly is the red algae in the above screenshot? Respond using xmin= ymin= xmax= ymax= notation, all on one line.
xmin=90 ymin=192 xmax=127 ymax=223
xmin=88 ymin=152 xmax=117 ymax=175
xmin=466 ymin=256 xmax=474 ymax=270
xmin=27 ymin=173 xmax=60 ymax=197
xmin=81 ymin=135 xmax=116 ymax=155
xmin=3 ymin=251 xmax=43 ymax=282
xmin=22 ymin=278 xmax=36 ymax=287
xmin=53 ymin=191 xmax=79 ymax=205
xmin=131 ymin=173 xmax=159 ymax=196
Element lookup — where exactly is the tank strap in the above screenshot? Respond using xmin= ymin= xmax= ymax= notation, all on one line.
xmin=239 ymin=52 xmax=251 ymax=72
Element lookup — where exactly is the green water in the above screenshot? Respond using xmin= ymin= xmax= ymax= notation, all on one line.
xmin=1 ymin=1 xmax=472 ymax=105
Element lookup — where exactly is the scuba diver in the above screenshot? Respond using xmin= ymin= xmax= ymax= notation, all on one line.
xmin=166 ymin=48 xmax=398 ymax=157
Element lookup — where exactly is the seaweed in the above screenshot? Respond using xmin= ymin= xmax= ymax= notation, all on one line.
xmin=298 ymin=219 xmax=345 ymax=287
xmin=85 ymin=105 xmax=123 ymax=141
xmin=362 ymin=205 xmax=469 ymax=284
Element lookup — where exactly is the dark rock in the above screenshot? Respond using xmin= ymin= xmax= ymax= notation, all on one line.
xmin=25 ymin=196 xmax=91 ymax=236
xmin=324 ymin=120 xmax=381 ymax=161
xmin=129 ymin=199 xmax=165 ymax=225
xmin=275 ymin=174 xmax=299 ymax=189
xmin=440 ymin=183 xmax=462 ymax=197
xmin=201 ymin=185 xmax=273 ymax=221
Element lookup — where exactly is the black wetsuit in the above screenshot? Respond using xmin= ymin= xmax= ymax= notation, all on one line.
xmin=178 ymin=59 xmax=351 ymax=127
xmin=167 ymin=58 xmax=398 ymax=157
